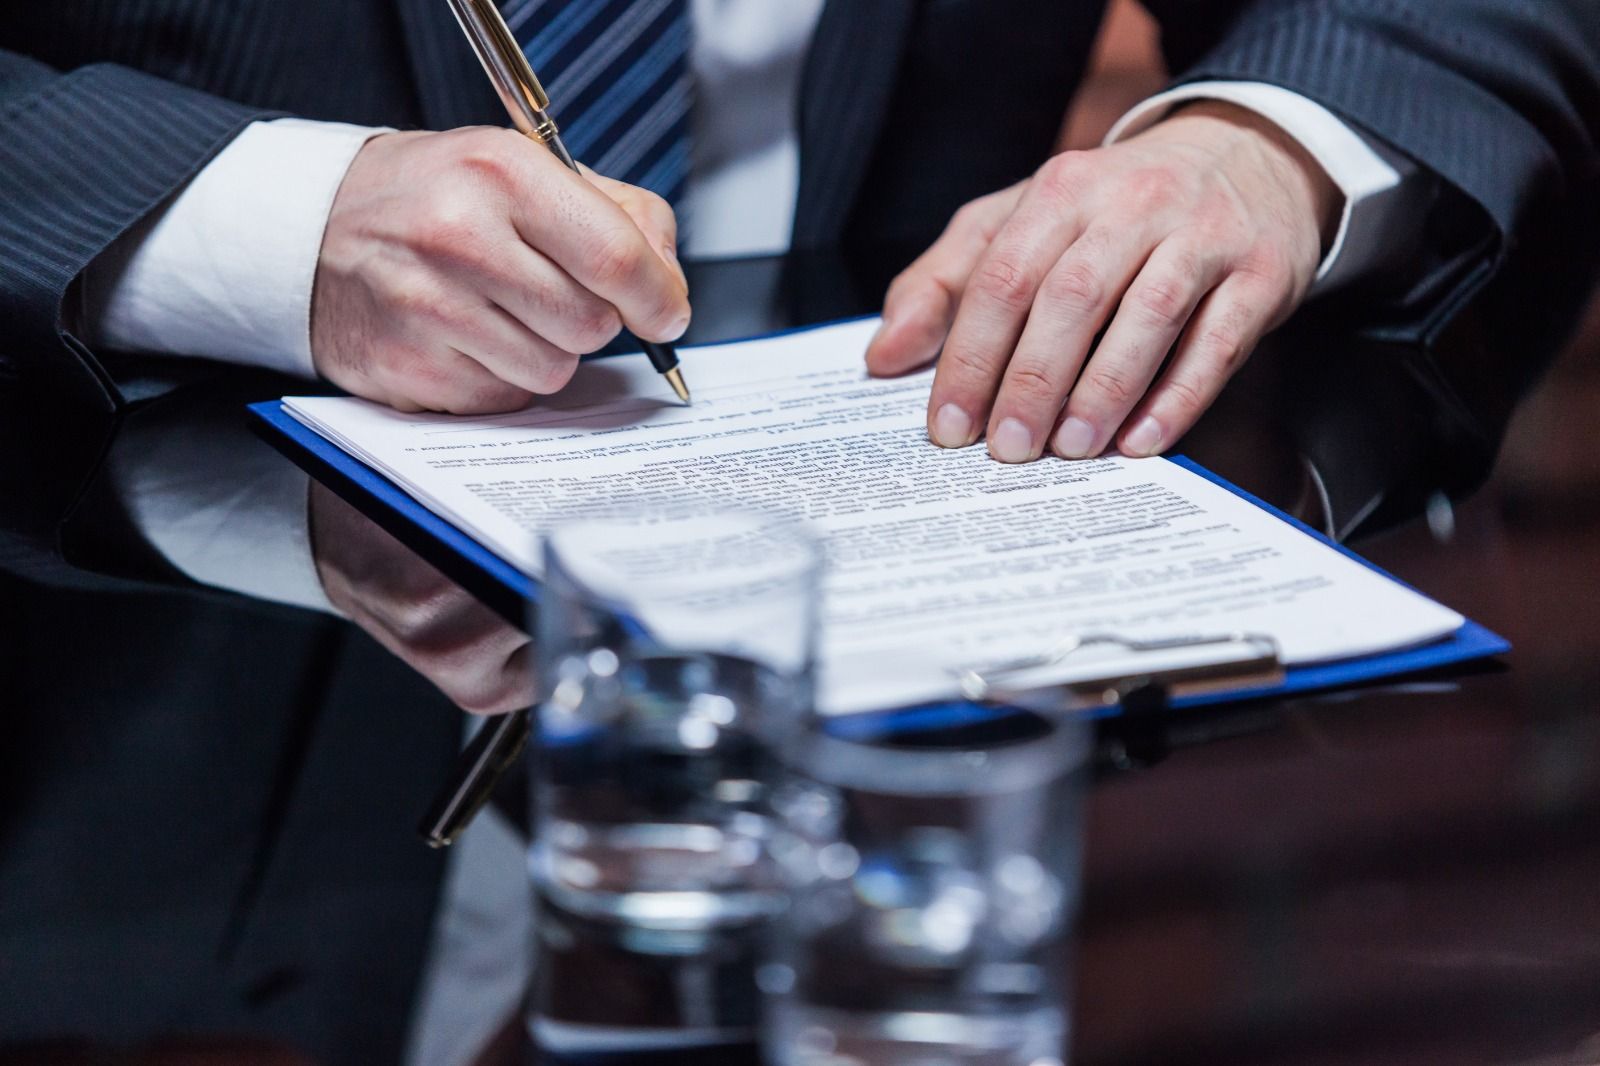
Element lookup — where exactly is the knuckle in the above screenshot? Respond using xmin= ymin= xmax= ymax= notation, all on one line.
xmin=585 ymin=230 xmax=646 ymax=289
xmin=382 ymin=275 xmax=432 ymax=316
xmin=1163 ymin=244 xmax=1205 ymax=285
xmin=1160 ymin=375 xmax=1209 ymax=416
xmin=1005 ymin=361 xmax=1060 ymax=406
xmin=385 ymin=276 xmax=447 ymax=325
xmin=567 ymin=301 xmax=624 ymax=352
xmin=414 ymin=201 xmax=486 ymax=263
xmin=1131 ymin=276 xmax=1190 ymax=326
xmin=456 ymin=137 xmax=517 ymax=188
xmin=974 ymin=255 xmax=1037 ymax=312
xmin=1194 ymin=200 xmax=1248 ymax=239
xmin=1041 ymin=261 xmax=1104 ymax=313
xmin=940 ymin=341 xmax=996 ymax=384
xmin=1236 ymin=241 xmax=1291 ymax=284
xmin=386 ymin=599 xmax=443 ymax=645
xmin=1126 ymin=166 xmax=1181 ymax=210
xmin=1035 ymin=151 xmax=1089 ymax=200
xmin=1198 ymin=323 xmax=1250 ymax=372
xmin=1081 ymin=365 xmax=1139 ymax=408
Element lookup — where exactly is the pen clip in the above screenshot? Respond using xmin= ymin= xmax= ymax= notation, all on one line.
xmin=954 ymin=630 xmax=1284 ymax=710
xmin=444 ymin=0 xmax=560 ymax=144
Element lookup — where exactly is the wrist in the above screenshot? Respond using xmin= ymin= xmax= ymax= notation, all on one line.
xmin=309 ymin=129 xmax=430 ymax=390
xmin=1135 ymin=100 xmax=1343 ymax=252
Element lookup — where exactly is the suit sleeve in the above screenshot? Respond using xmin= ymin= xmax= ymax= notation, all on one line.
xmin=1144 ymin=0 xmax=1600 ymax=347
xmin=0 ymin=52 xmax=280 ymax=584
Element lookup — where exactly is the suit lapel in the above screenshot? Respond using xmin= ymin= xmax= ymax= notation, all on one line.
xmin=394 ymin=0 xmax=502 ymax=130
xmin=792 ymin=0 xmax=918 ymax=248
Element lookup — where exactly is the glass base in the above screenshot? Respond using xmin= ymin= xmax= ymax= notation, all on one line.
xmin=766 ymin=1002 xmax=1066 ymax=1066
xmin=531 ymin=1017 xmax=752 ymax=1053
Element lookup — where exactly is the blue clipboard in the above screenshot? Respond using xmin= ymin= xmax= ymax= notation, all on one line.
xmin=248 ymin=373 xmax=1508 ymax=731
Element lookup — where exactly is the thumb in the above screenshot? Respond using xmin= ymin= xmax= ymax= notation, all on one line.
xmin=865 ymin=184 xmax=1022 ymax=376
xmin=865 ymin=279 xmax=957 ymax=377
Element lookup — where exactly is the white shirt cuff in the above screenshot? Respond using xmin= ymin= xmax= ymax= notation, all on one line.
xmin=1106 ymin=81 xmax=1418 ymax=295
xmin=84 ymin=117 xmax=390 ymax=378
xmin=110 ymin=413 xmax=338 ymax=614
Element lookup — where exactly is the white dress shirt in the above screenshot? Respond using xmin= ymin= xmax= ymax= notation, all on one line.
xmin=86 ymin=15 xmax=1428 ymax=1063
xmin=681 ymin=0 xmax=826 ymax=256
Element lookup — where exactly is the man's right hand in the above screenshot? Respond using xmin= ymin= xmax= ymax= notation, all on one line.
xmin=311 ymin=127 xmax=689 ymax=414
xmin=310 ymin=480 xmax=532 ymax=715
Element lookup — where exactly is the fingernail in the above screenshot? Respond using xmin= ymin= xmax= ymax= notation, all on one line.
xmin=1122 ymin=415 xmax=1165 ymax=457
xmin=989 ymin=417 xmax=1035 ymax=463
xmin=1053 ymin=416 xmax=1096 ymax=459
xmin=931 ymin=403 xmax=973 ymax=448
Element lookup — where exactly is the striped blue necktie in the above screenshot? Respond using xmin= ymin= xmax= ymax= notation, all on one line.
xmin=502 ymin=0 xmax=692 ymax=207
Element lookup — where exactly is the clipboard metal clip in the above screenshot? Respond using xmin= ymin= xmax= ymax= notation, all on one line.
xmin=954 ymin=631 xmax=1285 ymax=711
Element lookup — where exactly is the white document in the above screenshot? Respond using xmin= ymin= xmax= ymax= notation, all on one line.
xmin=285 ymin=318 xmax=1463 ymax=715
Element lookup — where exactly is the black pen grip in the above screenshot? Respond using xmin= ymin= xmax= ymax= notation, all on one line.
xmin=639 ymin=337 xmax=680 ymax=374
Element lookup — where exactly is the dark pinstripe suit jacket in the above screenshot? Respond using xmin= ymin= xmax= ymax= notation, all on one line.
xmin=0 ymin=3 xmax=1596 ymax=1063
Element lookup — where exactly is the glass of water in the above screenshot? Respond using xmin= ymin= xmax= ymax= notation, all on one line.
xmin=528 ymin=506 xmax=822 ymax=1052
xmin=763 ymin=711 xmax=1092 ymax=1066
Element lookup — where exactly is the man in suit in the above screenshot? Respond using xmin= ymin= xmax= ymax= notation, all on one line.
xmin=2 ymin=2 xmax=1598 ymax=1064
xmin=2 ymin=0 xmax=1598 ymax=586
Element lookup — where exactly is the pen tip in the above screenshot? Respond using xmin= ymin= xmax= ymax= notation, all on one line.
xmin=664 ymin=366 xmax=691 ymax=405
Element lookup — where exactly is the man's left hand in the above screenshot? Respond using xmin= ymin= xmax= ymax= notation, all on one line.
xmin=865 ymin=101 xmax=1340 ymax=462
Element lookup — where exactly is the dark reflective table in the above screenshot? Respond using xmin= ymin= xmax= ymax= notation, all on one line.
xmin=4 ymin=250 xmax=1599 ymax=1066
